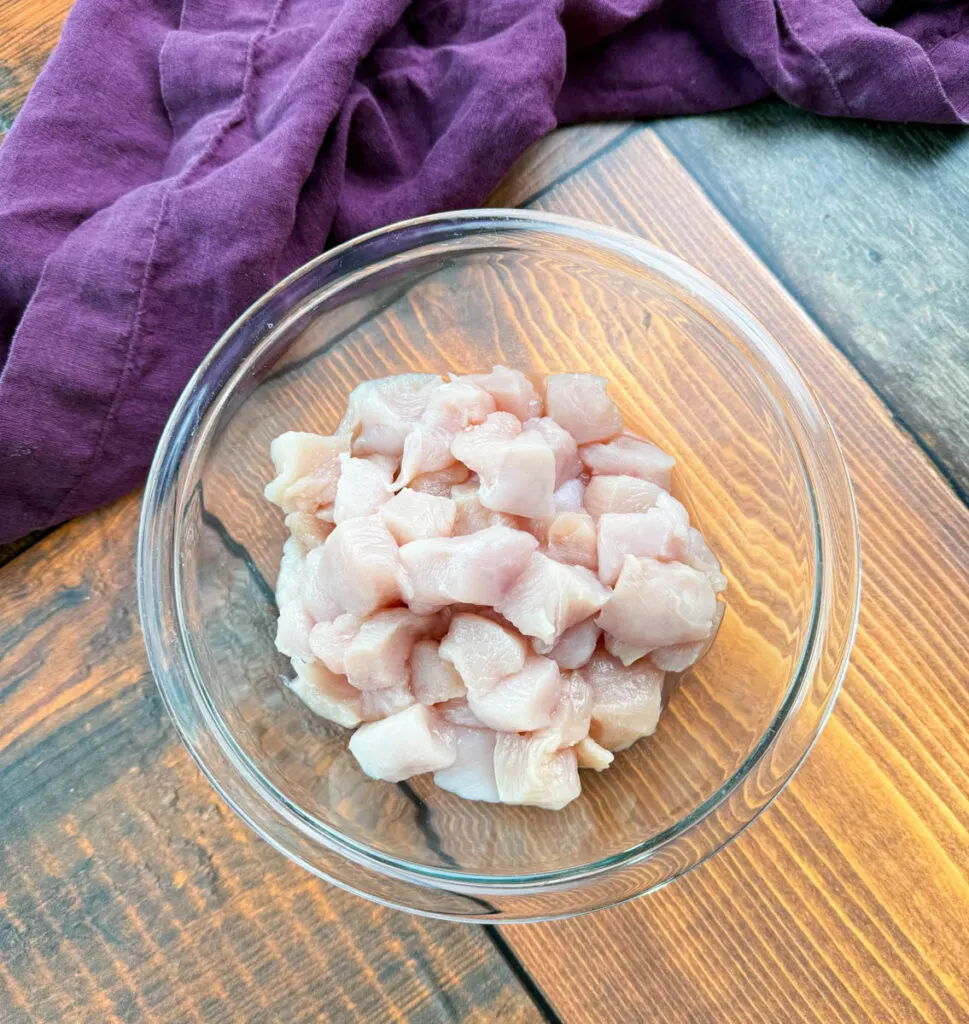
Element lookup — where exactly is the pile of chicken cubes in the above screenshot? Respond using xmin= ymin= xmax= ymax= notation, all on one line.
xmin=266 ymin=366 xmax=725 ymax=810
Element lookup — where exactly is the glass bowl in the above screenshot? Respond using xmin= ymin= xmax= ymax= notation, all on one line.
xmin=138 ymin=210 xmax=860 ymax=922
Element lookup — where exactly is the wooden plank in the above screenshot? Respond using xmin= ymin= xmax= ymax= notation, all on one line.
xmin=0 ymin=0 xmax=74 ymax=134
xmin=493 ymin=128 xmax=969 ymax=1022
xmin=655 ymin=100 xmax=969 ymax=501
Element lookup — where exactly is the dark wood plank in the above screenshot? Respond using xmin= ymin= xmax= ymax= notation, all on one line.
xmin=0 ymin=0 xmax=74 ymax=134
xmin=655 ymin=100 xmax=969 ymax=501
xmin=495 ymin=127 xmax=969 ymax=1023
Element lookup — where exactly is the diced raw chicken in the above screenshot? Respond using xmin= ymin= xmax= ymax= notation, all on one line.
xmin=537 ymin=671 xmax=592 ymax=749
xmin=343 ymin=608 xmax=437 ymax=690
xmin=409 ymin=462 xmax=471 ymax=496
xmin=498 ymin=552 xmax=610 ymax=647
xmin=547 ymin=511 xmax=598 ymax=572
xmin=579 ymin=436 xmax=675 ymax=490
xmin=538 ymin=618 xmax=601 ymax=670
xmin=275 ymin=536 xmax=306 ymax=607
xmin=286 ymin=657 xmax=363 ymax=728
xmin=275 ymin=601 xmax=315 ymax=661
xmin=348 ymin=704 xmax=455 ymax=781
xmin=602 ymin=633 xmax=652 ymax=667
xmin=395 ymin=380 xmax=496 ymax=488
xmin=452 ymin=412 xmax=557 ymax=519
xmin=285 ymin=512 xmax=332 ymax=551
xmin=308 ymin=612 xmax=361 ymax=673
xmin=433 ymin=727 xmax=500 ymax=802
xmin=313 ymin=516 xmax=401 ymax=616
xmin=553 ymin=478 xmax=585 ymax=513
xmin=468 ymin=655 xmax=562 ymax=731
xmin=411 ymin=639 xmax=467 ymax=704
xmin=360 ymin=682 xmax=417 ymax=721
xmin=575 ymin=736 xmax=614 ymax=771
xmin=338 ymin=374 xmax=443 ymax=457
xmin=450 ymin=480 xmax=521 ymax=535
xmin=494 ymin=733 xmax=581 ymax=810
xmin=597 ymin=555 xmax=718 ymax=651
xmin=379 ymin=489 xmax=456 ymax=544
xmin=685 ymin=526 xmax=729 ymax=593
xmin=300 ymin=544 xmax=342 ymax=622
xmin=463 ymin=365 xmax=543 ymax=420
xmin=523 ymin=417 xmax=582 ymax=487
xmin=544 ymin=373 xmax=623 ymax=445
xmin=580 ymin=651 xmax=664 ymax=751
xmin=438 ymin=613 xmax=528 ymax=693
xmin=596 ymin=495 xmax=691 ymax=585
xmin=264 ymin=432 xmax=349 ymax=514
xmin=332 ymin=453 xmax=394 ymax=524
xmin=583 ymin=475 xmax=662 ymax=520
xmin=651 ymin=601 xmax=726 ymax=672
xmin=437 ymin=697 xmax=490 ymax=730
xmin=399 ymin=525 xmax=537 ymax=612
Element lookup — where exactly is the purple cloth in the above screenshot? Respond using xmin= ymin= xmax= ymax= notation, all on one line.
xmin=1 ymin=0 xmax=968 ymax=543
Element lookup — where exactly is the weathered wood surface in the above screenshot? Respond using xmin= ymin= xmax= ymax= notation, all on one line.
xmin=500 ymin=128 xmax=969 ymax=1024
xmin=656 ymin=101 xmax=969 ymax=501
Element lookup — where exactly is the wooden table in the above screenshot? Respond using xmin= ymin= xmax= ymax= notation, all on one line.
xmin=2 ymin=6 xmax=968 ymax=1022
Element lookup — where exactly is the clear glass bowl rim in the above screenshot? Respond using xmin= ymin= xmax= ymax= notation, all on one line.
xmin=138 ymin=208 xmax=861 ymax=911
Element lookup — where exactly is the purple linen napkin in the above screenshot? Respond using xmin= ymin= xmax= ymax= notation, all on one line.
xmin=1 ymin=0 xmax=967 ymax=543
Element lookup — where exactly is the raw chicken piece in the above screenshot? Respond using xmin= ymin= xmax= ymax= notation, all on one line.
xmin=437 ymin=697 xmax=490 ymax=729
xmin=399 ymin=525 xmax=537 ymax=612
xmin=313 ymin=516 xmax=402 ymax=616
xmin=300 ymin=544 xmax=342 ymax=622
xmin=547 ymin=511 xmax=598 ymax=571
xmin=579 ymin=436 xmax=675 ymax=490
xmin=349 ymin=704 xmax=455 ymax=781
xmin=522 ymin=417 xmax=582 ymax=487
xmin=597 ymin=555 xmax=718 ymax=652
xmin=284 ymin=511 xmax=333 ymax=550
xmin=286 ymin=657 xmax=363 ymax=728
xmin=544 ymin=373 xmax=623 ymax=445
xmin=410 ymin=462 xmax=471 ymax=496
xmin=452 ymin=412 xmax=557 ymax=519
xmin=583 ymin=475 xmax=662 ymax=520
xmin=396 ymin=380 xmax=496 ymax=488
xmin=308 ymin=612 xmax=361 ymax=673
xmin=467 ymin=655 xmax=562 ymax=732
xmin=580 ymin=651 xmax=664 ymax=751
xmin=338 ymin=374 xmax=443 ymax=457
xmin=602 ymin=633 xmax=653 ymax=667
xmin=360 ymin=682 xmax=417 ymax=721
xmin=411 ymin=639 xmax=467 ymax=704
xmin=596 ymin=494 xmax=691 ymax=585
xmin=553 ymin=478 xmax=586 ymax=513
xmin=264 ymin=432 xmax=349 ymax=514
xmin=463 ymin=365 xmax=543 ymax=421
xmin=438 ymin=613 xmax=528 ymax=692
xmin=333 ymin=453 xmax=394 ymax=524
xmin=685 ymin=526 xmax=729 ymax=593
xmin=275 ymin=601 xmax=315 ymax=661
xmin=343 ymin=608 xmax=437 ymax=690
xmin=537 ymin=671 xmax=593 ymax=749
xmin=498 ymin=552 xmax=610 ymax=647
xmin=494 ymin=733 xmax=580 ymax=810
xmin=651 ymin=601 xmax=726 ymax=672
xmin=575 ymin=736 xmax=614 ymax=771
xmin=538 ymin=618 xmax=601 ymax=670
xmin=275 ymin=536 xmax=305 ymax=607
xmin=380 ymin=489 xmax=456 ymax=544
xmin=433 ymin=727 xmax=500 ymax=802
xmin=450 ymin=480 xmax=521 ymax=535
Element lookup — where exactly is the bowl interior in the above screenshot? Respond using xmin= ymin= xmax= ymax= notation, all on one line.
xmin=175 ymin=230 xmax=816 ymax=878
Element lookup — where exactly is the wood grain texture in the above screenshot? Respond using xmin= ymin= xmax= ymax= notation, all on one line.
xmin=656 ymin=101 xmax=969 ymax=501
xmin=494 ymin=128 xmax=969 ymax=1023
xmin=0 ymin=499 xmax=545 ymax=1024
xmin=0 ymin=0 xmax=74 ymax=133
